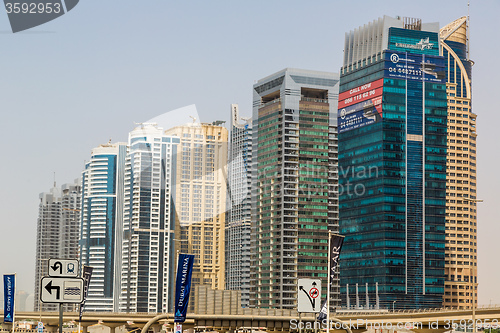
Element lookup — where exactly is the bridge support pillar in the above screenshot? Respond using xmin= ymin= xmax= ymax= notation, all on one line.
xmin=101 ymin=323 xmax=123 ymax=333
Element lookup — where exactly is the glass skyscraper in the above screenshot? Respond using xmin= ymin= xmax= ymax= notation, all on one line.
xmin=119 ymin=124 xmax=179 ymax=313
xmin=80 ymin=142 xmax=127 ymax=312
xmin=338 ymin=16 xmax=447 ymax=309
xmin=250 ymin=68 xmax=340 ymax=309
xmin=226 ymin=104 xmax=252 ymax=307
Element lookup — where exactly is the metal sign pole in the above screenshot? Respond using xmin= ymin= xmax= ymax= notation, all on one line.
xmin=12 ymin=273 xmax=17 ymax=333
xmin=59 ymin=303 xmax=63 ymax=333
xmin=78 ymin=261 xmax=83 ymax=333
xmin=298 ymin=312 xmax=302 ymax=333
xmin=327 ymin=231 xmax=331 ymax=333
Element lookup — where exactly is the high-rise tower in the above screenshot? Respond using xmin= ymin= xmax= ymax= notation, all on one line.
xmin=250 ymin=68 xmax=340 ymax=309
xmin=440 ymin=17 xmax=477 ymax=309
xmin=226 ymin=104 xmax=252 ymax=307
xmin=80 ymin=142 xmax=127 ymax=312
xmin=338 ymin=16 xmax=447 ymax=309
xmin=119 ymin=124 xmax=179 ymax=313
xmin=34 ymin=180 xmax=81 ymax=312
xmin=165 ymin=122 xmax=228 ymax=311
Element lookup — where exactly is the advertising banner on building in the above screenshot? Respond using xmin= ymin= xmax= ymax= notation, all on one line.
xmin=79 ymin=266 xmax=93 ymax=322
xmin=3 ymin=274 xmax=15 ymax=323
xmin=338 ymin=78 xmax=383 ymax=133
xmin=384 ymin=51 xmax=446 ymax=83
xmin=338 ymin=78 xmax=383 ymax=109
xmin=174 ymin=253 xmax=195 ymax=323
xmin=338 ymin=95 xmax=382 ymax=133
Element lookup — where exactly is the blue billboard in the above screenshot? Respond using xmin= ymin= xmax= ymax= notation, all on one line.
xmin=384 ymin=51 xmax=446 ymax=83
xmin=174 ymin=253 xmax=194 ymax=323
xmin=3 ymin=274 xmax=15 ymax=323
xmin=338 ymin=97 xmax=382 ymax=134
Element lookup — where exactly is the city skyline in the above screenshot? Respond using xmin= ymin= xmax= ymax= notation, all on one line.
xmin=1 ymin=1 xmax=499 ymax=308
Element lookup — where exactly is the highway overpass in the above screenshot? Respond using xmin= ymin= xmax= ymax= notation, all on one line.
xmin=2 ymin=307 xmax=500 ymax=333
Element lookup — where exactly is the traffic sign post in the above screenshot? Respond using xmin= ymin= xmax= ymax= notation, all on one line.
xmin=297 ymin=279 xmax=322 ymax=313
xmin=48 ymin=259 xmax=79 ymax=277
xmin=175 ymin=324 xmax=182 ymax=333
xmin=41 ymin=258 xmax=84 ymax=333
xmin=40 ymin=277 xmax=84 ymax=304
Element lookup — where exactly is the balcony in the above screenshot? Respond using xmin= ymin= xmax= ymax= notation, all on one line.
xmin=260 ymin=98 xmax=281 ymax=108
xmin=301 ymin=97 xmax=328 ymax=103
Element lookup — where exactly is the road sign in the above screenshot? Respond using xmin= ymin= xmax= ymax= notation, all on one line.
xmin=297 ymin=279 xmax=322 ymax=313
xmin=40 ymin=277 xmax=84 ymax=303
xmin=48 ymin=259 xmax=79 ymax=277
xmin=175 ymin=324 xmax=182 ymax=333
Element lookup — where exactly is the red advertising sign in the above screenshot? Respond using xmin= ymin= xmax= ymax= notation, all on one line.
xmin=339 ymin=78 xmax=384 ymax=108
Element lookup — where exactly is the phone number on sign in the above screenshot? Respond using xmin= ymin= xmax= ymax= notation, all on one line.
xmin=5 ymin=2 xmax=62 ymax=14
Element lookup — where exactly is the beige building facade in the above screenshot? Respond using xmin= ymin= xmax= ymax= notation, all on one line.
xmin=441 ymin=17 xmax=478 ymax=309
xmin=165 ymin=122 xmax=228 ymax=302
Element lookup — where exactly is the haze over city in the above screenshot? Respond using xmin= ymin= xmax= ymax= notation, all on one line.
xmin=1 ymin=0 xmax=500 ymax=310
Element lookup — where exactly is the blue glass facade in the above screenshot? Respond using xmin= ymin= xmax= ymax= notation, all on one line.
xmin=442 ymin=40 xmax=471 ymax=99
xmin=339 ymin=27 xmax=447 ymax=309
xmin=81 ymin=154 xmax=117 ymax=298
xmin=80 ymin=145 xmax=126 ymax=312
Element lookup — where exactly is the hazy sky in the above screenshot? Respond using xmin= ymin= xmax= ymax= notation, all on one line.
xmin=1 ymin=0 xmax=499 ymax=308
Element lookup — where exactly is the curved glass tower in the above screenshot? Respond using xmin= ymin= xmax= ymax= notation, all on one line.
xmin=80 ymin=142 xmax=127 ymax=312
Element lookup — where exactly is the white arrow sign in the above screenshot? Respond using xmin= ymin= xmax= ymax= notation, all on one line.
xmin=48 ymin=259 xmax=79 ymax=277
xmin=297 ymin=278 xmax=322 ymax=313
xmin=40 ymin=277 xmax=84 ymax=303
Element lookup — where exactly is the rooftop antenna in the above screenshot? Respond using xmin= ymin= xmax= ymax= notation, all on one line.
xmin=53 ymin=172 xmax=56 ymax=188
xmin=467 ymin=0 xmax=470 ymax=59
xmin=108 ymin=138 xmax=112 ymax=144
xmin=189 ymin=115 xmax=197 ymax=123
